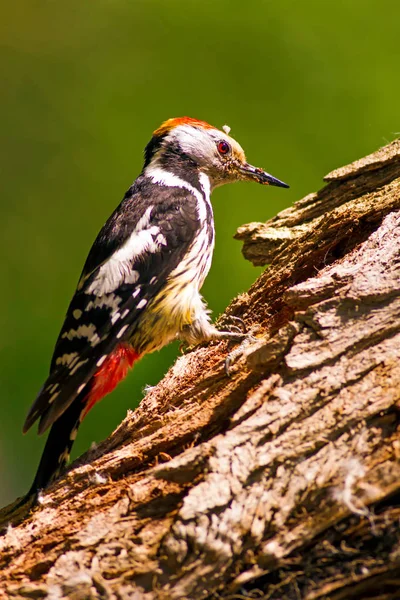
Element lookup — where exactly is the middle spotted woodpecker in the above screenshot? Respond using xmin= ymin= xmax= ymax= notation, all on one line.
xmin=23 ymin=117 xmax=289 ymax=497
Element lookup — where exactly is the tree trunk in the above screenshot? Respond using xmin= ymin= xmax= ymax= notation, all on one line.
xmin=1 ymin=141 xmax=400 ymax=600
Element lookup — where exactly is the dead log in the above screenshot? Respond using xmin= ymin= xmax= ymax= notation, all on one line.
xmin=1 ymin=140 xmax=400 ymax=600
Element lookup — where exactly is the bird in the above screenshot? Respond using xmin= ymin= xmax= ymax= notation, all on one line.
xmin=23 ymin=116 xmax=289 ymax=499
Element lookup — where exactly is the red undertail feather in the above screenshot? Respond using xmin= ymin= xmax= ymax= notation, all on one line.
xmin=83 ymin=344 xmax=140 ymax=417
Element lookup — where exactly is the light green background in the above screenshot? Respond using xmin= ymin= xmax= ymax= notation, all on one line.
xmin=1 ymin=0 xmax=399 ymax=504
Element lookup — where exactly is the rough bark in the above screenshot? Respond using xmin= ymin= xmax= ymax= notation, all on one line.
xmin=1 ymin=140 xmax=400 ymax=600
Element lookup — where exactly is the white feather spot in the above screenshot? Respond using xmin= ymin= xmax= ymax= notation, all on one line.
xmin=96 ymin=355 xmax=108 ymax=367
xmin=116 ymin=324 xmax=129 ymax=339
xmin=86 ymin=294 xmax=121 ymax=312
xmin=55 ymin=352 xmax=78 ymax=367
xmin=90 ymin=333 xmax=101 ymax=347
xmin=132 ymin=288 xmax=141 ymax=298
xmin=78 ymin=383 xmax=86 ymax=394
xmin=69 ymin=359 xmax=89 ymax=376
xmin=121 ymin=308 xmax=130 ymax=319
xmin=62 ymin=324 xmax=97 ymax=342
xmin=137 ymin=299 xmax=147 ymax=309
xmin=72 ymin=309 xmax=82 ymax=320
xmin=111 ymin=312 xmax=121 ymax=324
xmin=49 ymin=391 xmax=59 ymax=404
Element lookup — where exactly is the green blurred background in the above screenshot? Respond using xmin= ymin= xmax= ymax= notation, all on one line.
xmin=1 ymin=0 xmax=399 ymax=504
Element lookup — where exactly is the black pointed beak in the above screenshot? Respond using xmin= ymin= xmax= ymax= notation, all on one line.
xmin=239 ymin=163 xmax=289 ymax=188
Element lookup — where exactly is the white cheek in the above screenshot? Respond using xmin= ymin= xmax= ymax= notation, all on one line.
xmin=167 ymin=125 xmax=219 ymax=166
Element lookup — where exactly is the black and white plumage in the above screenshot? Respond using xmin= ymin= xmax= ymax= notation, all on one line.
xmin=23 ymin=116 xmax=289 ymax=497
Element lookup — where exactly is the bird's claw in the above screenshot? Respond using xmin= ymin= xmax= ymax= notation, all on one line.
xmin=217 ymin=314 xmax=248 ymax=335
xmin=225 ymin=333 xmax=257 ymax=377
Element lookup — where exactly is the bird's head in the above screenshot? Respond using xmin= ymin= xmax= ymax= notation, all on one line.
xmin=143 ymin=117 xmax=289 ymax=190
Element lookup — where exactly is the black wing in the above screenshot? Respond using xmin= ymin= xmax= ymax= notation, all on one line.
xmin=24 ymin=178 xmax=200 ymax=434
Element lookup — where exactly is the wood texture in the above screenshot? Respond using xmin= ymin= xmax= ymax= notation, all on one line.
xmin=1 ymin=140 xmax=400 ymax=600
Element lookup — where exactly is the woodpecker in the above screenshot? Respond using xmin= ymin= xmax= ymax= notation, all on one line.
xmin=23 ymin=117 xmax=289 ymax=497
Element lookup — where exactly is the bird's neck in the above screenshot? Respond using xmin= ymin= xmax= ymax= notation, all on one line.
xmin=144 ymin=159 xmax=211 ymax=201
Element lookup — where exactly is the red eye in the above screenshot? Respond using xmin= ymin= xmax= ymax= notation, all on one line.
xmin=217 ymin=141 xmax=231 ymax=155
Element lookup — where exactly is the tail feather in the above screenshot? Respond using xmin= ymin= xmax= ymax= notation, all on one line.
xmin=1 ymin=345 xmax=140 ymax=529
xmin=28 ymin=343 xmax=140 ymax=496
xmin=0 ymin=396 xmax=85 ymax=529
xmin=27 ymin=394 xmax=85 ymax=496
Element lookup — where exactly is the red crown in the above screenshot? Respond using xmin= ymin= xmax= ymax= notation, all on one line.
xmin=154 ymin=117 xmax=214 ymax=137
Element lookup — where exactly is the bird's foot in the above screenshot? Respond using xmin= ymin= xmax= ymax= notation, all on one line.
xmin=224 ymin=333 xmax=258 ymax=376
xmin=214 ymin=316 xmax=260 ymax=376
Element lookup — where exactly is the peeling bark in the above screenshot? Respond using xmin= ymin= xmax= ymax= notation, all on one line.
xmin=1 ymin=141 xmax=400 ymax=600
